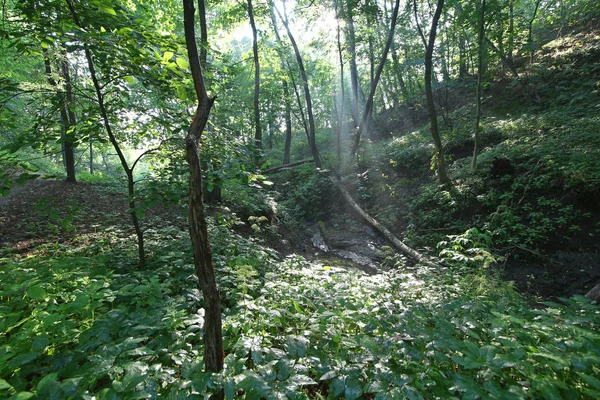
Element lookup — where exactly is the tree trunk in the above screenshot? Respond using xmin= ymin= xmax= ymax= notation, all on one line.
xmin=335 ymin=0 xmax=345 ymax=164
xmin=273 ymin=2 xmax=321 ymax=168
xmin=335 ymin=179 xmax=441 ymax=268
xmin=350 ymin=0 xmax=401 ymax=157
xmin=282 ymin=79 xmax=292 ymax=165
xmin=472 ymin=0 xmax=486 ymax=170
xmin=183 ymin=0 xmax=224 ymax=375
xmin=60 ymin=54 xmax=77 ymax=182
xmin=415 ymin=0 xmax=450 ymax=185
xmin=344 ymin=0 xmax=361 ymax=127
xmin=43 ymin=48 xmax=76 ymax=183
xmin=247 ymin=0 xmax=261 ymax=153
xmin=198 ymin=0 xmax=208 ymax=68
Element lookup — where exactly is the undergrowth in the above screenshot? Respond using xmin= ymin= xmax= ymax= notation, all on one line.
xmin=1 ymin=219 xmax=599 ymax=399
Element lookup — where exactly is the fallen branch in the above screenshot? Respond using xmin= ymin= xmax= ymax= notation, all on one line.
xmin=335 ymin=179 xmax=442 ymax=268
xmin=263 ymin=159 xmax=314 ymax=174
xmin=585 ymin=283 xmax=600 ymax=302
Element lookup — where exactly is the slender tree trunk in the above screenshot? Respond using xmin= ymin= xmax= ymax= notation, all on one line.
xmin=43 ymin=48 xmax=76 ymax=183
xmin=60 ymin=54 xmax=77 ymax=182
xmin=508 ymin=0 xmax=514 ymax=64
xmin=472 ymin=0 xmax=486 ymax=170
xmin=89 ymin=141 xmax=93 ymax=174
xmin=282 ymin=79 xmax=292 ymax=165
xmin=414 ymin=0 xmax=450 ymax=185
xmin=351 ymin=0 xmax=400 ymax=157
xmin=65 ymin=0 xmax=145 ymax=267
xmin=273 ymin=3 xmax=321 ymax=168
xmin=198 ymin=0 xmax=208 ymax=67
xmin=269 ymin=7 xmax=310 ymax=154
xmin=336 ymin=0 xmax=345 ymax=164
xmin=528 ymin=0 xmax=542 ymax=63
xmin=247 ymin=0 xmax=261 ymax=153
xmin=182 ymin=0 xmax=224 ymax=375
xmin=344 ymin=0 xmax=361 ymax=127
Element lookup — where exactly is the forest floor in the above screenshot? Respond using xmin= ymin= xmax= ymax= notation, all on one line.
xmin=2 ymin=177 xmax=598 ymax=302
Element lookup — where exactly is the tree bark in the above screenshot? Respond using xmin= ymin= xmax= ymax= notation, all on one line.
xmin=273 ymin=2 xmax=321 ymax=168
xmin=65 ymin=0 xmax=146 ymax=266
xmin=344 ymin=0 xmax=361 ymax=127
xmin=198 ymin=0 xmax=208 ymax=68
xmin=60 ymin=54 xmax=77 ymax=182
xmin=43 ymin=48 xmax=76 ymax=183
xmin=183 ymin=0 xmax=224 ymax=374
xmin=350 ymin=0 xmax=400 ymax=157
xmin=247 ymin=0 xmax=262 ymax=153
xmin=282 ymin=79 xmax=292 ymax=165
xmin=335 ymin=0 xmax=345 ymax=164
xmin=472 ymin=0 xmax=486 ymax=170
xmin=414 ymin=0 xmax=450 ymax=185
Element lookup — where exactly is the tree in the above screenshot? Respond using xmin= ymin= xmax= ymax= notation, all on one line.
xmin=472 ymin=0 xmax=486 ymax=170
xmin=271 ymin=0 xmax=321 ymax=169
xmin=42 ymin=47 xmax=76 ymax=182
xmin=350 ymin=0 xmax=401 ymax=157
xmin=247 ymin=0 xmax=262 ymax=155
xmin=182 ymin=0 xmax=224 ymax=374
xmin=413 ymin=0 xmax=450 ymax=185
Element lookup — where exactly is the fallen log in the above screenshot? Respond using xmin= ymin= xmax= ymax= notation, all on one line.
xmin=585 ymin=283 xmax=600 ymax=302
xmin=263 ymin=159 xmax=314 ymax=174
xmin=336 ymin=180 xmax=442 ymax=268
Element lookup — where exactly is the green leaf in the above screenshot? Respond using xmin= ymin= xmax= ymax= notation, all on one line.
xmin=8 ymin=392 xmax=35 ymax=400
xmin=26 ymin=285 xmax=46 ymax=299
xmin=176 ymin=86 xmax=188 ymax=101
xmin=162 ymin=51 xmax=174 ymax=62
xmin=124 ymin=76 xmax=135 ymax=84
xmin=99 ymin=6 xmax=117 ymax=16
xmin=176 ymin=57 xmax=189 ymax=70
xmin=344 ymin=376 xmax=363 ymax=400
xmin=0 ymin=378 xmax=13 ymax=391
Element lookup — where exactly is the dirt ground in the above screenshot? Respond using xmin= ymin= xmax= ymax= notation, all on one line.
xmin=1 ymin=179 xmax=598 ymax=301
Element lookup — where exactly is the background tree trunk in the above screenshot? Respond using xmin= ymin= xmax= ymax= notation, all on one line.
xmin=247 ymin=0 xmax=262 ymax=154
xmin=472 ymin=0 xmax=486 ymax=170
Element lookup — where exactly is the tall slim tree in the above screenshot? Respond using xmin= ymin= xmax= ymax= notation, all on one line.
xmin=42 ymin=47 xmax=76 ymax=182
xmin=350 ymin=0 xmax=401 ymax=157
xmin=65 ymin=0 xmax=146 ymax=266
xmin=247 ymin=0 xmax=262 ymax=154
xmin=182 ymin=0 xmax=224 ymax=374
xmin=272 ymin=1 xmax=321 ymax=168
xmin=472 ymin=0 xmax=486 ymax=170
xmin=414 ymin=0 xmax=450 ymax=185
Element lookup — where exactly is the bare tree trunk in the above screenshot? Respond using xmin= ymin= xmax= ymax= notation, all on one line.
xmin=472 ymin=0 xmax=486 ymax=170
xmin=43 ymin=48 xmax=76 ymax=183
xmin=60 ymin=53 xmax=77 ymax=182
xmin=335 ymin=0 xmax=345 ymax=164
xmin=351 ymin=0 xmax=401 ymax=157
xmin=273 ymin=2 xmax=321 ymax=168
xmin=198 ymin=0 xmax=208 ymax=67
xmin=65 ymin=0 xmax=145 ymax=267
xmin=344 ymin=0 xmax=361 ymax=127
xmin=183 ymin=0 xmax=224 ymax=375
xmin=414 ymin=0 xmax=450 ymax=185
xmin=283 ymin=79 xmax=292 ymax=165
xmin=247 ymin=0 xmax=262 ymax=153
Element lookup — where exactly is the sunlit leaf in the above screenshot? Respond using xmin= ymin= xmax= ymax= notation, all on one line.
xmin=176 ymin=57 xmax=189 ymax=70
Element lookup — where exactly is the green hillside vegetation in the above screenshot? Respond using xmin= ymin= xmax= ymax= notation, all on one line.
xmin=1 ymin=0 xmax=600 ymax=399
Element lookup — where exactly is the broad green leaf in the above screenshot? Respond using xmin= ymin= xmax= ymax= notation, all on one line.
xmin=176 ymin=57 xmax=189 ymax=70
xmin=344 ymin=376 xmax=363 ymax=400
xmin=8 ymin=392 xmax=34 ymax=400
xmin=26 ymin=285 xmax=46 ymax=299
xmin=99 ymin=6 xmax=117 ymax=16
xmin=124 ymin=76 xmax=135 ymax=84
xmin=162 ymin=51 xmax=174 ymax=62
xmin=0 ymin=378 xmax=12 ymax=391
